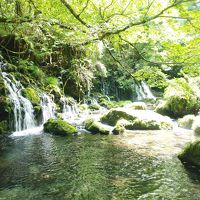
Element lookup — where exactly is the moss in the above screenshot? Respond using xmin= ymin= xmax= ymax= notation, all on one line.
xmin=0 ymin=96 xmax=12 ymax=121
xmin=44 ymin=118 xmax=77 ymax=136
xmin=84 ymin=119 xmax=112 ymax=135
xmin=101 ymin=108 xmax=173 ymax=130
xmin=155 ymin=78 xmax=200 ymax=118
xmin=112 ymin=123 xmax=125 ymax=135
xmin=21 ymin=87 xmax=40 ymax=106
xmin=178 ymin=140 xmax=200 ymax=167
xmin=88 ymin=104 xmax=100 ymax=110
xmin=128 ymin=102 xmax=147 ymax=110
xmin=0 ymin=120 xmax=9 ymax=134
xmin=101 ymin=109 xmax=136 ymax=126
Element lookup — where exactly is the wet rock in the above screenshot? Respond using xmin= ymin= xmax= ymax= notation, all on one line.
xmin=126 ymin=102 xmax=147 ymax=110
xmin=44 ymin=119 xmax=77 ymax=136
xmin=101 ymin=108 xmax=173 ymax=130
xmin=155 ymin=78 xmax=200 ymax=118
xmin=192 ymin=116 xmax=200 ymax=134
xmin=178 ymin=115 xmax=196 ymax=129
xmin=178 ymin=140 xmax=200 ymax=167
xmin=84 ymin=119 xmax=113 ymax=135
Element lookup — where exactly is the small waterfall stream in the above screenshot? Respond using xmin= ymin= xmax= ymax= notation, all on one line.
xmin=135 ymin=81 xmax=156 ymax=100
xmin=2 ymin=72 xmax=36 ymax=132
xmin=40 ymin=93 xmax=56 ymax=123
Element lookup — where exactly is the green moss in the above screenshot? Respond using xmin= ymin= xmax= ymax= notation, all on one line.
xmin=178 ymin=140 xmax=200 ymax=167
xmin=88 ymin=104 xmax=100 ymax=110
xmin=44 ymin=119 xmax=77 ymax=136
xmin=156 ymin=78 xmax=200 ymax=118
xmin=112 ymin=123 xmax=125 ymax=135
xmin=101 ymin=109 xmax=136 ymax=126
xmin=0 ymin=120 xmax=8 ymax=134
xmin=84 ymin=119 xmax=111 ymax=135
xmin=21 ymin=87 xmax=40 ymax=106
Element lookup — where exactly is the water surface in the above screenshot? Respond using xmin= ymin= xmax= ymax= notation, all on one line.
xmin=0 ymin=131 xmax=200 ymax=200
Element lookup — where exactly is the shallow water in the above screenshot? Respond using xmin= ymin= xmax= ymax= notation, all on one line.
xmin=0 ymin=131 xmax=200 ymax=200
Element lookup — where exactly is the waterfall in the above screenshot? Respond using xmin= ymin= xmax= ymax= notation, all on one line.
xmin=40 ymin=93 xmax=56 ymax=123
xmin=135 ymin=81 xmax=156 ymax=100
xmin=61 ymin=97 xmax=78 ymax=121
xmin=2 ymin=72 xmax=36 ymax=132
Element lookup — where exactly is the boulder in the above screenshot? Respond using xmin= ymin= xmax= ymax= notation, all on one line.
xmin=101 ymin=108 xmax=173 ymax=130
xmin=44 ymin=118 xmax=77 ymax=136
xmin=178 ymin=115 xmax=196 ymax=129
xmin=84 ymin=119 xmax=113 ymax=135
xmin=192 ymin=116 xmax=200 ymax=134
xmin=155 ymin=78 xmax=200 ymax=118
xmin=126 ymin=102 xmax=147 ymax=110
xmin=178 ymin=140 xmax=200 ymax=167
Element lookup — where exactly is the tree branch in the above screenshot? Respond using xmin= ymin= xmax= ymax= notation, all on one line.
xmin=60 ymin=0 xmax=90 ymax=28
xmin=99 ymin=0 xmax=195 ymax=39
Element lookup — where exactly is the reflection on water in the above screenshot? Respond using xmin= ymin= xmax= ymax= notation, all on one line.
xmin=0 ymin=132 xmax=200 ymax=200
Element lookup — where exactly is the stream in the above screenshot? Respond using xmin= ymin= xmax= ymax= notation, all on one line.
xmin=0 ymin=129 xmax=200 ymax=200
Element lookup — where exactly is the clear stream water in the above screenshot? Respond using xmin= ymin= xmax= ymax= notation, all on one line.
xmin=1 ymin=130 xmax=200 ymax=200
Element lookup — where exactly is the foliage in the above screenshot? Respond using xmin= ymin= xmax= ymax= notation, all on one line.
xmin=133 ymin=66 xmax=168 ymax=89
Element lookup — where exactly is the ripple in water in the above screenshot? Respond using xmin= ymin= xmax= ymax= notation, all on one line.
xmin=0 ymin=132 xmax=200 ymax=200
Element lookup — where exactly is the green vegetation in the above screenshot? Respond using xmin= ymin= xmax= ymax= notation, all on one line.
xmin=178 ymin=140 xmax=200 ymax=168
xmin=21 ymin=87 xmax=40 ymax=106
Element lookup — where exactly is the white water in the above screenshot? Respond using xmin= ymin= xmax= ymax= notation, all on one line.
xmin=2 ymin=72 xmax=36 ymax=132
xmin=135 ymin=81 xmax=156 ymax=100
xmin=61 ymin=97 xmax=79 ymax=122
xmin=40 ymin=93 xmax=56 ymax=123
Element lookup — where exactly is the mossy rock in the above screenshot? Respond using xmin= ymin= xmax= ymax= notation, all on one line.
xmin=101 ymin=108 xmax=173 ymax=130
xmin=156 ymin=78 xmax=200 ymax=118
xmin=127 ymin=102 xmax=147 ymax=110
xmin=88 ymin=104 xmax=100 ymax=110
xmin=178 ymin=115 xmax=196 ymax=129
xmin=178 ymin=140 xmax=200 ymax=167
xmin=21 ymin=87 xmax=40 ymax=106
xmin=0 ymin=120 xmax=9 ymax=134
xmin=112 ymin=122 xmax=125 ymax=135
xmin=0 ymin=96 xmax=12 ymax=121
xmin=84 ymin=119 xmax=112 ymax=135
xmin=44 ymin=119 xmax=77 ymax=136
xmin=192 ymin=116 xmax=200 ymax=134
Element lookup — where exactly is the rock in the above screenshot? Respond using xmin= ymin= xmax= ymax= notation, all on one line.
xmin=88 ymin=104 xmax=100 ymax=110
xmin=155 ymin=78 xmax=200 ymax=118
xmin=178 ymin=140 xmax=200 ymax=167
xmin=101 ymin=108 xmax=173 ymax=130
xmin=192 ymin=116 xmax=200 ymax=134
xmin=126 ymin=102 xmax=147 ymax=110
xmin=112 ymin=120 xmax=126 ymax=135
xmin=84 ymin=119 xmax=113 ymax=135
xmin=44 ymin=119 xmax=77 ymax=136
xmin=178 ymin=115 xmax=196 ymax=129
xmin=0 ymin=120 xmax=8 ymax=134
xmin=21 ymin=87 xmax=40 ymax=106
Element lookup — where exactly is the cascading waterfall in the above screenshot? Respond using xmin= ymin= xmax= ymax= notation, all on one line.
xmin=61 ymin=97 xmax=78 ymax=121
xmin=135 ymin=81 xmax=156 ymax=100
xmin=2 ymin=72 xmax=36 ymax=132
xmin=40 ymin=93 xmax=56 ymax=123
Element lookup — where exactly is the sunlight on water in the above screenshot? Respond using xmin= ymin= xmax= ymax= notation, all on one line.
xmin=0 ymin=132 xmax=200 ymax=199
